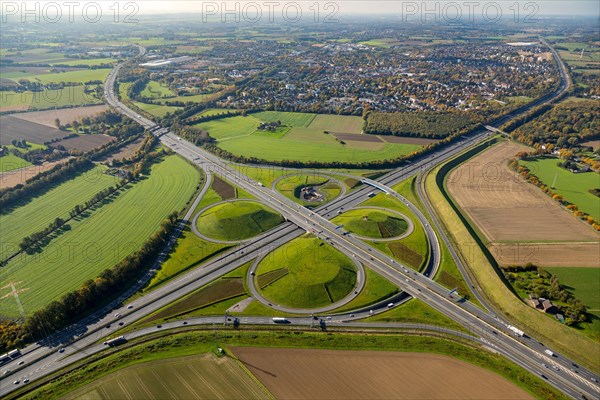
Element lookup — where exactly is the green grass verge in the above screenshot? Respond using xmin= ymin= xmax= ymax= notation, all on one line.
xmin=0 ymin=156 xmax=200 ymax=317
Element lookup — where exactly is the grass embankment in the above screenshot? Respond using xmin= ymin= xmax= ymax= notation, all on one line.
xmin=424 ymin=145 xmax=600 ymax=372
xmin=393 ymin=176 xmax=484 ymax=308
xmin=255 ymin=235 xmax=357 ymax=308
xmin=196 ymin=201 xmax=284 ymax=241
xmin=359 ymin=193 xmax=428 ymax=270
xmin=331 ymin=208 xmax=409 ymax=239
xmin=13 ymin=330 xmax=566 ymax=400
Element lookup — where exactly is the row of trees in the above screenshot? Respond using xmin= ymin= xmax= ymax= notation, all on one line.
xmin=0 ymin=157 xmax=94 ymax=214
xmin=21 ymin=213 xmax=180 ymax=343
xmin=18 ymin=217 xmax=66 ymax=252
xmin=501 ymin=263 xmax=588 ymax=326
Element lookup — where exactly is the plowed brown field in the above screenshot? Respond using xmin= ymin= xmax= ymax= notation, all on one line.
xmin=447 ymin=141 xmax=598 ymax=267
xmin=231 ymin=347 xmax=532 ymax=400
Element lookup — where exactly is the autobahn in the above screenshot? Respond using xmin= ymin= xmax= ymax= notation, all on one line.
xmin=2 ymin=40 xmax=598 ymax=399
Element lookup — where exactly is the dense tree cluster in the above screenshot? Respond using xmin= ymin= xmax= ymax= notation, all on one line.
xmin=363 ymin=111 xmax=474 ymax=138
xmin=19 ymin=213 xmax=179 ymax=344
xmin=507 ymin=100 xmax=599 ymax=148
xmin=501 ymin=263 xmax=588 ymax=326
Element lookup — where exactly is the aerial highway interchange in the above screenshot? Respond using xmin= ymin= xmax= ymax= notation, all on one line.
xmin=1 ymin=34 xmax=598 ymax=400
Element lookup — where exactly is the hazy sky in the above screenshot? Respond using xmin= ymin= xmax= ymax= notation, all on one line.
xmin=134 ymin=1 xmax=598 ymax=16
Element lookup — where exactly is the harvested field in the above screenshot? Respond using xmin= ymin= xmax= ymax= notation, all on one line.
xmin=231 ymin=347 xmax=532 ymax=400
xmin=212 ymin=175 xmax=235 ymax=199
xmin=0 ymin=159 xmax=67 ymax=189
xmin=447 ymin=142 xmax=598 ymax=242
xmin=101 ymin=137 xmax=144 ymax=162
xmin=63 ymin=353 xmax=268 ymax=400
xmin=331 ymin=132 xmax=384 ymax=143
xmin=54 ymin=134 xmax=115 ymax=152
xmin=388 ymin=241 xmax=423 ymax=268
xmin=11 ymin=104 xmax=108 ymax=127
xmin=0 ymin=116 xmax=64 ymax=145
xmin=381 ymin=136 xmax=439 ymax=145
xmin=489 ymin=242 xmax=600 ymax=267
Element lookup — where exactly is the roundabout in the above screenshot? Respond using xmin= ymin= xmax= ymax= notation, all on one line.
xmin=192 ymin=199 xmax=284 ymax=243
xmin=331 ymin=206 xmax=414 ymax=242
xmin=247 ymin=236 xmax=365 ymax=313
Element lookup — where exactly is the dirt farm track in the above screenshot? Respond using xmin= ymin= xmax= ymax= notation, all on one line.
xmin=231 ymin=347 xmax=532 ymax=400
xmin=447 ymin=141 xmax=599 ymax=267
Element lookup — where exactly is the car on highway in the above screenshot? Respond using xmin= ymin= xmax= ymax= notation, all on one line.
xmin=3 ymin=370 xmax=10 ymax=375
xmin=58 ymin=348 xmax=65 ymax=353
xmin=387 ymin=303 xmax=394 ymax=308
xmin=17 ymin=361 xmax=24 ymax=365
xmin=23 ymin=378 xmax=29 ymax=383
xmin=13 ymin=380 xmax=19 ymax=385
xmin=114 ymin=313 xmax=121 ymax=318
xmin=127 ymin=305 xmax=133 ymax=309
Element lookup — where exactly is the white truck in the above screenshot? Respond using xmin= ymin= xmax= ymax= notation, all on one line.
xmin=544 ymin=349 xmax=554 ymax=357
xmin=508 ymin=325 xmax=524 ymax=337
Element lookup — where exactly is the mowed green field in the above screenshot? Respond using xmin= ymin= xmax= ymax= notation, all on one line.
xmin=5 ymin=68 xmax=111 ymax=84
xmin=0 ymin=156 xmax=199 ymax=317
xmin=49 ymin=58 xmax=118 ymax=67
xmin=196 ymin=201 xmax=283 ymax=241
xmin=197 ymin=112 xmax=420 ymax=163
xmin=141 ymin=80 xmax=175 ymax=98
xmin=521 ymin=158 xmax=600 ymax=220
xmin=62 ymin=353 xmax=267 ymax=400
xmin=256 ymin=236 xmax=357 ymax=308
xmin=0 ymin=166 xmax=118 ymax=253
xmin=0 ymin=86 xmax=101 ymax=111
xmin=331 ymin=208 xmax=409 ymax=239
xmin=0 ymin=153 xmax=31 ymax=173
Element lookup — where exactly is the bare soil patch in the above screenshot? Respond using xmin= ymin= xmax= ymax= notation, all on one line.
xmin=581 ymin=139 xmax=600 ymax=150
xmin=11 ymin=104 xmax=108 ymax=128
xmin=101 ymin=136 xmax=144 ymax=162
xmin=0 ymin=116 xmax=64 ymax=145
xmin=381 ymin=135 xmax=439 ymax=145
xmin=212 ymin=175 xmax=235 ymax=199
xmin=0 ymin=159 xmax=66 ymax=189
xmin=231 ymin=347 xmax=532 ymax=400
xmin=447 ymin=141 xmax=598 ymax=267
xmin=54 ymin=134 xmax=114 ymax=152
xmin=332 ymin=132 xmax=384 ymax=143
